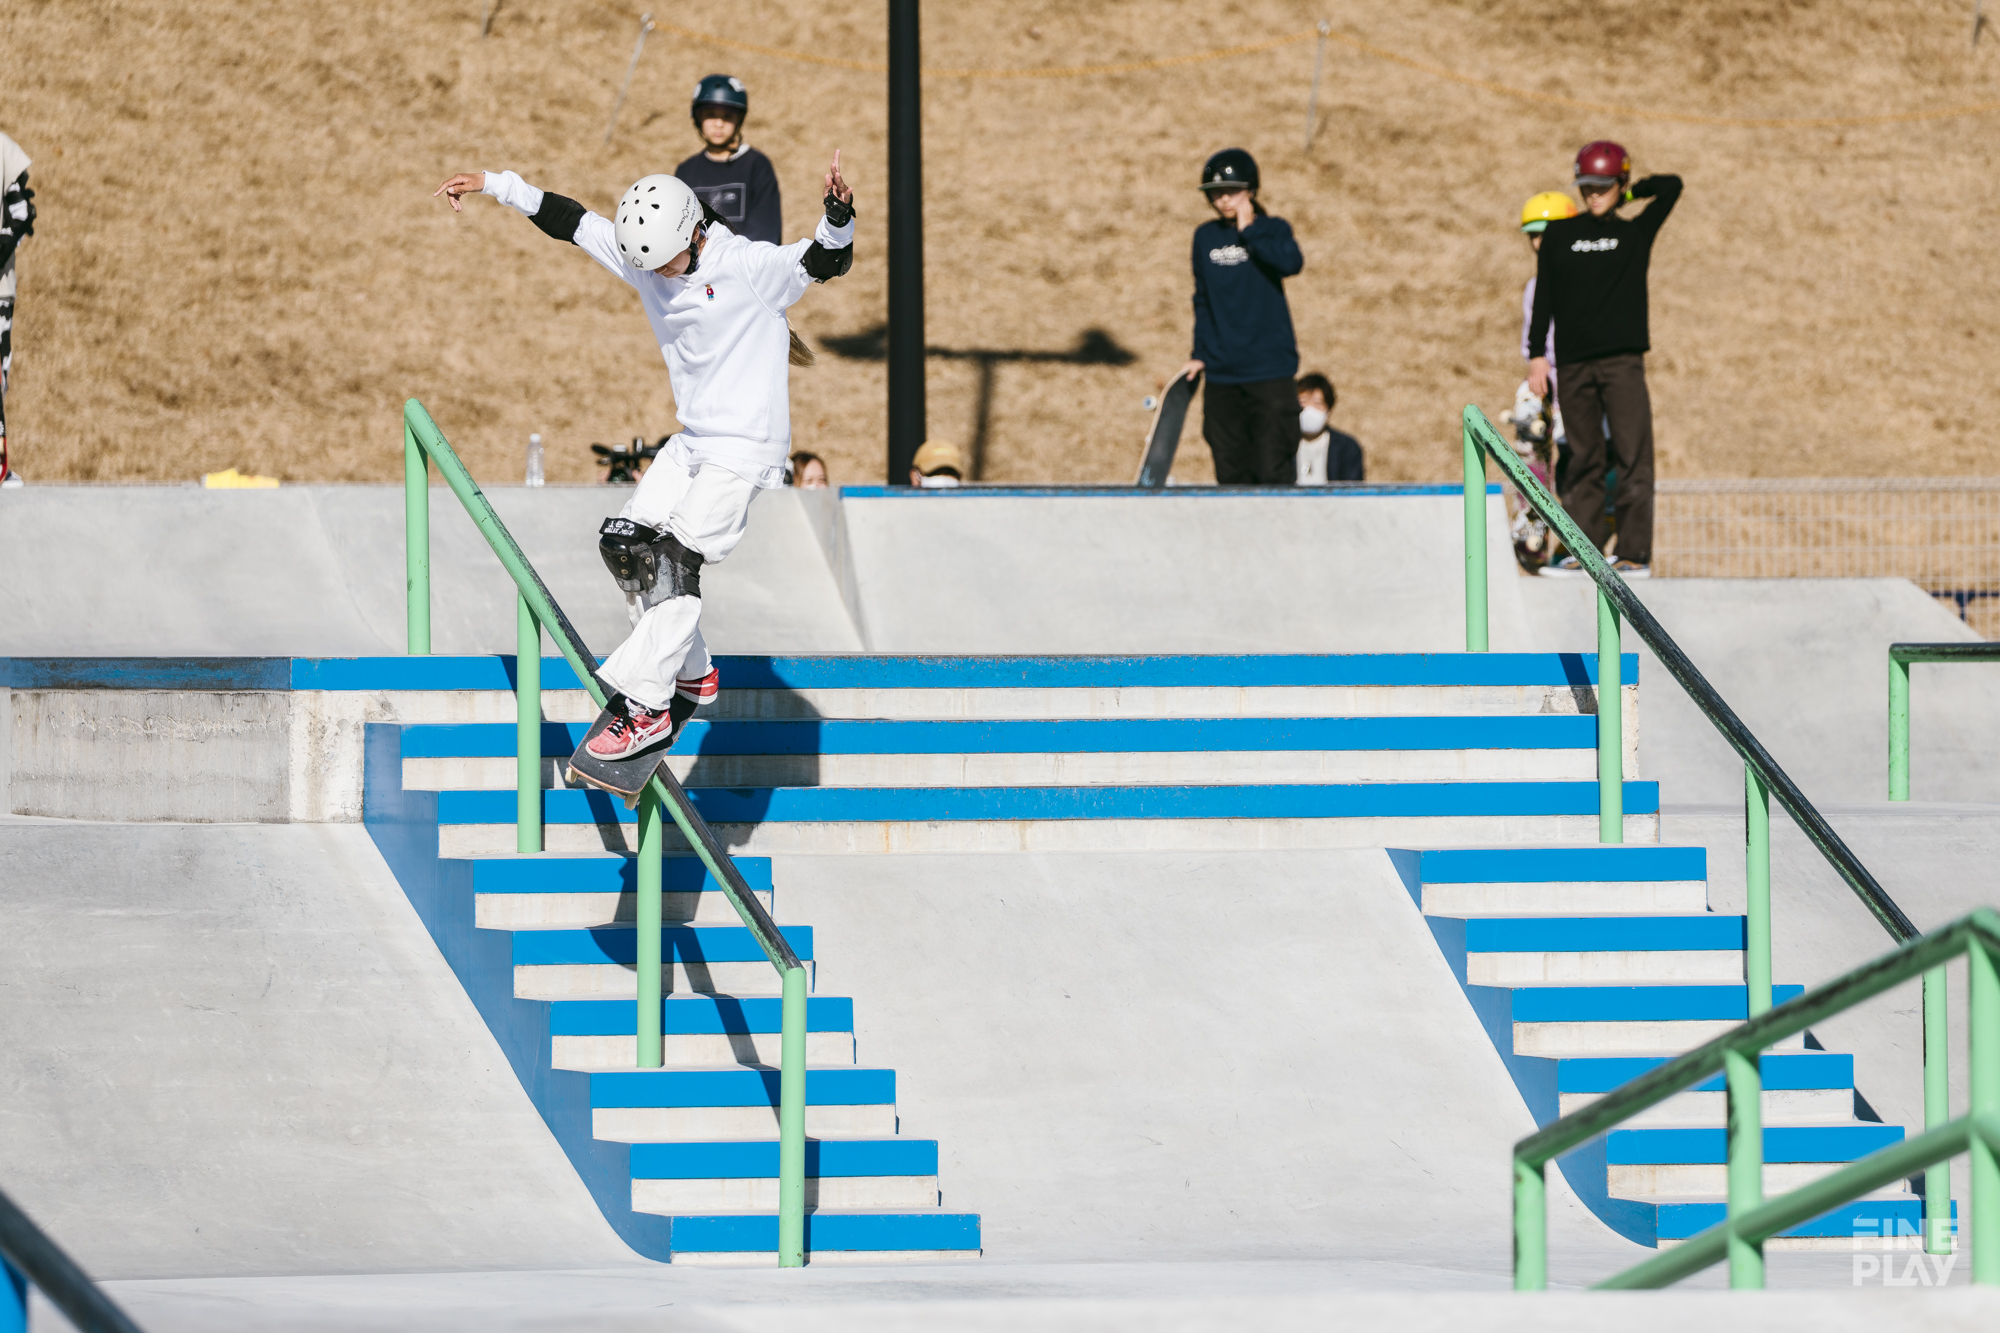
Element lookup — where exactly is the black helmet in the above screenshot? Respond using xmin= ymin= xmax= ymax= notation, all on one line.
xmin=1200 ymin=148 xmax=1259 ymax=193
xmin=691 ymin=73 xmax=748 ymax=121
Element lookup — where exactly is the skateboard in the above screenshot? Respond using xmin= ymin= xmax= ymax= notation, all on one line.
xmin=1134 ymin=370 xmax=1199 ymax=488
xmin=564 ymin=695 xmax=698 ymax=807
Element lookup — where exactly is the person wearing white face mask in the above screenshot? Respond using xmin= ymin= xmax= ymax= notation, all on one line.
xmin=909 ymin=440 xmax=965 ymax=489
xmin=1294 ymin=372 xmax=1363 ymax=485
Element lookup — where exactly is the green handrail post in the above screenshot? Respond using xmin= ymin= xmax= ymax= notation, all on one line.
xmin=405 ymin=422 xmax=430 ymax=655
xmin=1974 ymin=937 xmax=1999 ymax=1285
xmin=1724 ymin=1046 xmax=1765 ymax=1288
xmin=1463 ymin=421 xmax=1488 ymax=652
xmin=517 ymin=594 xmax=543 ymax=854
xmin=1597 ymin=588 xmax=1622 ymax=844
xmin=1888 ymin=651 xmax=1911 ymax=800
xmin=778 ymin=964 xmax=809 ymax=1268
xmin=1924 ymin=965 xmax=1952 ymax=1254
xmin=1513 ymin=1153 xmax=1546 ymax=1291
xmin=1885 ymin=643 xmax=2000 ymax=801
xmin=1745 ymin=765 xmax=1772 ymax=1018
xmin=635 ymin=787 xmax=663 ymax=1069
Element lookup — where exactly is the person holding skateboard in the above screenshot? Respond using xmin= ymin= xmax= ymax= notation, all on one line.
xmin=1525 ymin=141 xmax=1681 ymax=578
xmin=433 ymin=150 xmax=856 ymax=777
xmin=1179 ymin=148 xmax=1305 ymax=485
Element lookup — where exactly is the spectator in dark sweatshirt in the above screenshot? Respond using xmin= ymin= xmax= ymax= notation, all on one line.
xmin=1526 ymin=140 xmax=1681 ymax=577
xmin=674 ymin=74 xmax=782 ymax=244
xmin=1179 ymin=148 xmax=1304 ymax=485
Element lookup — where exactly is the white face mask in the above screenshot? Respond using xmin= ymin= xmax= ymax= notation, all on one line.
xmin=917 ymin=473 xmax=961 ymax=489
xmin=1299 ymin=406 xmax=1328 ymax=438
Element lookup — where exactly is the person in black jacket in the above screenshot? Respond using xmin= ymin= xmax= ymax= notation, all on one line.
xmin=674 ymin=74 xmax=782 ymax=244
xmin=1179 ymin=148 xmax=1305 ymax=485
xmin=1526 ymin=140 xmax=1681 ymax=577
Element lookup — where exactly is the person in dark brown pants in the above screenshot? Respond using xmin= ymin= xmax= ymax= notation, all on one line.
xmin=1525 ymin=140 xmax=1681 ymax=576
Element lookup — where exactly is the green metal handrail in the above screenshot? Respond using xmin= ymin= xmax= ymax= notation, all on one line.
xmin=0 ymin=1185 xmax=146 ymax=1333
xmin=1513 ymin=908 xmax=2000 ymax=1290
xmin=1888 ymin=642 xmax=2000 ymax=801
xmin=1459 ymin=404 xmax=1953 ymax=1272
xmin=401 ymin=399 xmax=811 ymax=1267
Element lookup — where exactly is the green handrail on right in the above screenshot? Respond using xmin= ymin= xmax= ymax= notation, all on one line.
xmin=1888 ymin=642 xmax=2000 ymax=802
xmin=1513 ymin=907 xmax=2000 ymax=1291
xmin=401 ymin=399 xmax=811 ymax=1268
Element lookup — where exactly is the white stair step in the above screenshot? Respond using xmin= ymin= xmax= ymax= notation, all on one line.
xmin=552 ymin=1033 xmax=854 ymax=1070
xmin=1469 ymin=949 xmax=1743 ymax=985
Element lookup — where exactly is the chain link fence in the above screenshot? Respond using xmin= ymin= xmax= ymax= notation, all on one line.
xmin=1652 ymin=479 xmax=2000 ymax=638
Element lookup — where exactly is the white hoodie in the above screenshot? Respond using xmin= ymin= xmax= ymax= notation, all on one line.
xmin=482 ymin=169 xmax=853 ymax=487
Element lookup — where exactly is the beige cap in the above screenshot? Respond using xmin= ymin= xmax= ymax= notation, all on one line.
xmin=911 ymin=440 xmax=966 ymax=476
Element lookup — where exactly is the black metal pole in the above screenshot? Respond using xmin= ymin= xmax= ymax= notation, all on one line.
xmin=886 ymin=0 xmax=924 ymax=484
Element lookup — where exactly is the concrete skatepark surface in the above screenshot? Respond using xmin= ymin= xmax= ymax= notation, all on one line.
xmin=8 ymin=484 xmax=2000 ymax=1327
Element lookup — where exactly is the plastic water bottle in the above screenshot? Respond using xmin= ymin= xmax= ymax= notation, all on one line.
xmin=525 ymin=433 xmax=545 ymax=488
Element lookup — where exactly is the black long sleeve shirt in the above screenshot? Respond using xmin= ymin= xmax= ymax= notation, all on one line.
xmin=674 ymin=147 xmax=782 ymax=245
xmin=1527 ymin=175 xmax=1682 ymax=367
xmin=1190 ymin=214 xmax=1305 ymax=384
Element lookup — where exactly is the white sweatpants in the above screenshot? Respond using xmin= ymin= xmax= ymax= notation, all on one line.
xmin=597 ymin=441 xmax=759 ymax=710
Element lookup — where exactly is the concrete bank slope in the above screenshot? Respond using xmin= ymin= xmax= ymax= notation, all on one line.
xmin=772 ymin=846 xmax=1620 ymax=1266
xmin=0 ymin=819 xmax=639 ymax=1279
xmin=0 ymin=485 xmax=859 ymax=657
xmin=2 ymin=822 xmax=1626 ymax=1282
xmin=1522 ymin=577 xmax=2000 ymax=805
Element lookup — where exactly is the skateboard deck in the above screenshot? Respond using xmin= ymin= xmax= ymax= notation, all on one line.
xmin=1135 ymin=370 xmax=1199 ymax=487
xmin=565 ymin=696 xmax=698 ymax=807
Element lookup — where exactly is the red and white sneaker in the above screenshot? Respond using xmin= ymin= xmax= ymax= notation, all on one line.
xmin=676 ymin=666 xmax=720 ymax=706
xmin=586 ymin=702 xmax=678 ymax=760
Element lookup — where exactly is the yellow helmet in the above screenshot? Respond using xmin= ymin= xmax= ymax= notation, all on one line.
xmin=1520 ymin=191 xmax=1579 ymax=234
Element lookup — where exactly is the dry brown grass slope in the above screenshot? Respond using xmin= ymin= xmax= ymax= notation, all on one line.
xmin=2 ymin=0 xmax=1995 ymax=486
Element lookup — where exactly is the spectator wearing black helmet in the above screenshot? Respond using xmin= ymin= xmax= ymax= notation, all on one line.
xmin=1178 ymin=148 xmax=1305 ymax=486
xmin=674 ymin=74 xmax=782 ymax=244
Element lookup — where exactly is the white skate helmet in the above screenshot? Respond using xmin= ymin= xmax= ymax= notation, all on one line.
xmin=615 ymin=174 xmax=702 ymax=271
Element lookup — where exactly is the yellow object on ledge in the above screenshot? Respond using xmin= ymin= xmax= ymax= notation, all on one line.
xmin=202 ymin=467 xmax=280 ymax=489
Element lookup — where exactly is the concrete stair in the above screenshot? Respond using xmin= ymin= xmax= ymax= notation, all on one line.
xmin=1390 ymin=845 xmax=1941 ymax=1248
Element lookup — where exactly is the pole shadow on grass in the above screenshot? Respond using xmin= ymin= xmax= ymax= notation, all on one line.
xmin=820 ymin=324 xmax=1138 ymax=480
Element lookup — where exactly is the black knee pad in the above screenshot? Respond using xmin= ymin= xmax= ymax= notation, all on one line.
xmin=598 ymin=518 xmax=703 ymax=598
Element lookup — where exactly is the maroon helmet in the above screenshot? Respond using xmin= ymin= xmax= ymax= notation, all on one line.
xmin=1573 ymin=140 xmax=1631 ymax=188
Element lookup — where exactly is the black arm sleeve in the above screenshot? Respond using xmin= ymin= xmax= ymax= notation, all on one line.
xmin=1630 ymin=175 xmax=1682 ymax=234
xmin=531 ymin=192 xmax=587 ymax=244
xmin=801 ymin=242 xmax=853 ymax=282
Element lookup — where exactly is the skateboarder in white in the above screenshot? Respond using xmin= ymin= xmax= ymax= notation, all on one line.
xmin=434 ymin=151 xmax=855 ymax=761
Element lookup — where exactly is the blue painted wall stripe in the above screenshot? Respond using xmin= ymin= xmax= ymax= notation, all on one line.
xmin=1556 ymin=1051 xmax=1853 ymax=1093
xmin=837 ymin=483 xmax=1498 ymax=498
xmin=1606 ymin=1124 xmax=1904 ymax=1164
xmin=511 ymin=924 xmax=812 ymax=966
xmin=468 ymin=856 xmax=774 ymax=895
xmin=591 ymin=1067 xmax=895 ymax=1109
xmin=439 ymin=780 xmax=1663 ymax=826
xmin=1462 ymin=916 xmax=1746 ymax=952
xmin=403 ymin=713 xmax=1600 ymax=759
xmin=0 ymin=657 xmax=291 ymax=690
xmin=630 ymin=1139 xmax=937 ymax=1179
xmin=550 ymin=996 xmax=854 ymax=1036
xmin=1408 ymin=845 xmax=1707 ymax=884
xmin=665 ymin=1211 xmax=980 ymax=1252
xmin=293 ymin=652 xmax=1641 ymax=692
xmin=1508 ymin=983 xmax=1802 ymax=1022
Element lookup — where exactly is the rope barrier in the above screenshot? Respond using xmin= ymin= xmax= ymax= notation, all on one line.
xmin=603 ymin=8 xmax=2000 ymax=129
